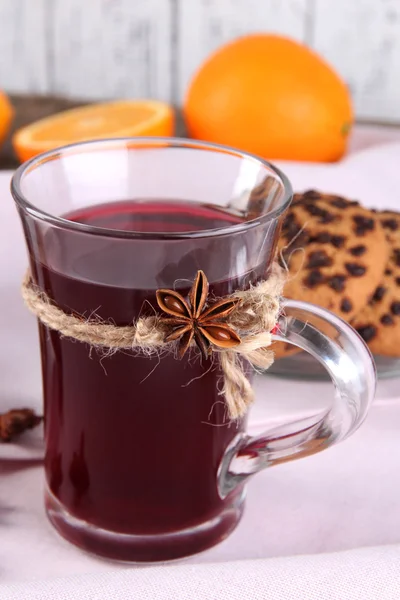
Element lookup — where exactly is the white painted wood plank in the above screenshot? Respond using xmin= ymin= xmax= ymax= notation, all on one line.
xmin=0 ymin=0 xmax=48 ymax=93
xmin=52 ymin=0 xmax=172 ymax=101
xmin=313 ymin=0 xmax=400 ymax=122
xmin=178 ymin=0 xmax=309 ymax=101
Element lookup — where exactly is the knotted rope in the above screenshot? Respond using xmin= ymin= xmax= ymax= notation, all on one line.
xmin=22 ymin=267 xmax=284 ymax=419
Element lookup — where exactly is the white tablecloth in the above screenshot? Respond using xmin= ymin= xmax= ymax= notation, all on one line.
xmin=1 ymin=125 xmax=400 ymax=597
xmin=2 ymin=547 xmax=400 ymax=600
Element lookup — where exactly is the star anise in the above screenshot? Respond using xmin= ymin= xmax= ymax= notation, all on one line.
xmin=156 ymin=270 xmax=241 ymax=358
xmin=0 ymin=409 xmax=42 ymax=442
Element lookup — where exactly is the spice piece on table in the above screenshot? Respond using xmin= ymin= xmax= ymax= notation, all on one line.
xmin=0 ymin=409 xmax=42 ymax=442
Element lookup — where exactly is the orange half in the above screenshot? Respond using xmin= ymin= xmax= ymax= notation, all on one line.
xmin=12 ymin=100 xmax=175 ymax=163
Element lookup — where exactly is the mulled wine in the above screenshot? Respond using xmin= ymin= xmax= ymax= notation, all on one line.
xmin=30 ymin=200 xmax=271 ymax=560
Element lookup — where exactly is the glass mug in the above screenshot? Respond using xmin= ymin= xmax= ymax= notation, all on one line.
xmin=11 ymin=139 xmax=375 ymax=562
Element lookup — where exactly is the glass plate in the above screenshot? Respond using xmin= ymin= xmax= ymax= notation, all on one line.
xmin=267 ymin=352 xmax=400 ymax=381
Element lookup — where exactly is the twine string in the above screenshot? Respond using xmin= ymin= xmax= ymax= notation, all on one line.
xmin=22 ymin=268 xmax=284 ymax=419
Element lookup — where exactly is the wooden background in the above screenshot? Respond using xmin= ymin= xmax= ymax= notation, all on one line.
xmin=0 ymin=0 xmax=400 ymax=122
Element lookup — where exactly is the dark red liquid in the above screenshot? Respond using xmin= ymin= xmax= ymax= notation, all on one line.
xmin=31 ymin=200 xmax=270 ymax=560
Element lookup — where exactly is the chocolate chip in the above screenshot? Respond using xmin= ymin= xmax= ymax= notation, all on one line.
xmin=283 ymin=216 xmax=292 ymax=227
xmin=345 ymin=263 xmax=366 ymax=277
xmin=349 ymin=244 xmax=367 ymax=257
xmin=385 ymin=268 xmax=393 ymax=276
xmin=303 ymin=204 xmax=336 ymax=224
xmin=302 ymin=190 xmax=321 ymax=200
xmin=340 ymin=298 xmax=353 ymax=313
xmin=356 ymin=325 xmax=377 ymax=342
xmin=394 ymin=249 xmax=400 ymax=267
xmin=381 ymin=314 xmax=394 ymax=325
xmin=329 ymin=197 xmax=349 ymax=209
xmin=372 ymin=286 xmax=386 ymax=302
xmin=306 ymin=250 xmax=333 ymax=268
xmin=353 ymin=215 xmax=375 ymax=229
xmin=283 ymin=212 xmax=295 ymax=226
xmin=329 ymin=275 xmax=346 ymax=292
xmin=313 ymin=232 xmax=331 ymax=244
xmin=304 ymin=204 xmax=327 ymax=217
xmin=396 ymin=277 xmax=400 ymax=286
xmin=303 ymin=270 xmax=324 ymax=288
xmin=391 ymin=302 xmax=400 ymax=315
xmin=320 ymin=212 xmax=336 ymax=224
xmin=382 ymin=218 xmax=398 ymax=231
xmin=283 ymin=217 xmax=303 ymax=241
xmin=353 ymin=215 xmax=375 ymax=236
xmin=331 ymin=235 xmax=345 ymax=248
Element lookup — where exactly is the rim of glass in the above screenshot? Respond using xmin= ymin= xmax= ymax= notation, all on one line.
xmin=11 ymin=137 xmax=293 ymax=240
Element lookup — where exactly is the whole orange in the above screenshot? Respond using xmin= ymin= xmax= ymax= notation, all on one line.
xmin=184 ymin=35 xmax=353 ymax=162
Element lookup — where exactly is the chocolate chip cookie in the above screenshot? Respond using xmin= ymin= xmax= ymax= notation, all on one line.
xmin=277 ymin=190 xmax=390 ymax=320
xmin=352 ymin=211 xmax=400 ymax=356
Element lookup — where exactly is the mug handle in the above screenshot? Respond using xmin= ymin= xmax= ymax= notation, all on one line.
xmin=218 ymin=298 xmax=376 ymax=498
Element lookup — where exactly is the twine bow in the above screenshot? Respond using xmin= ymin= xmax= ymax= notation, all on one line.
xmin=21 ymin=267 xmax=284 ymax=419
